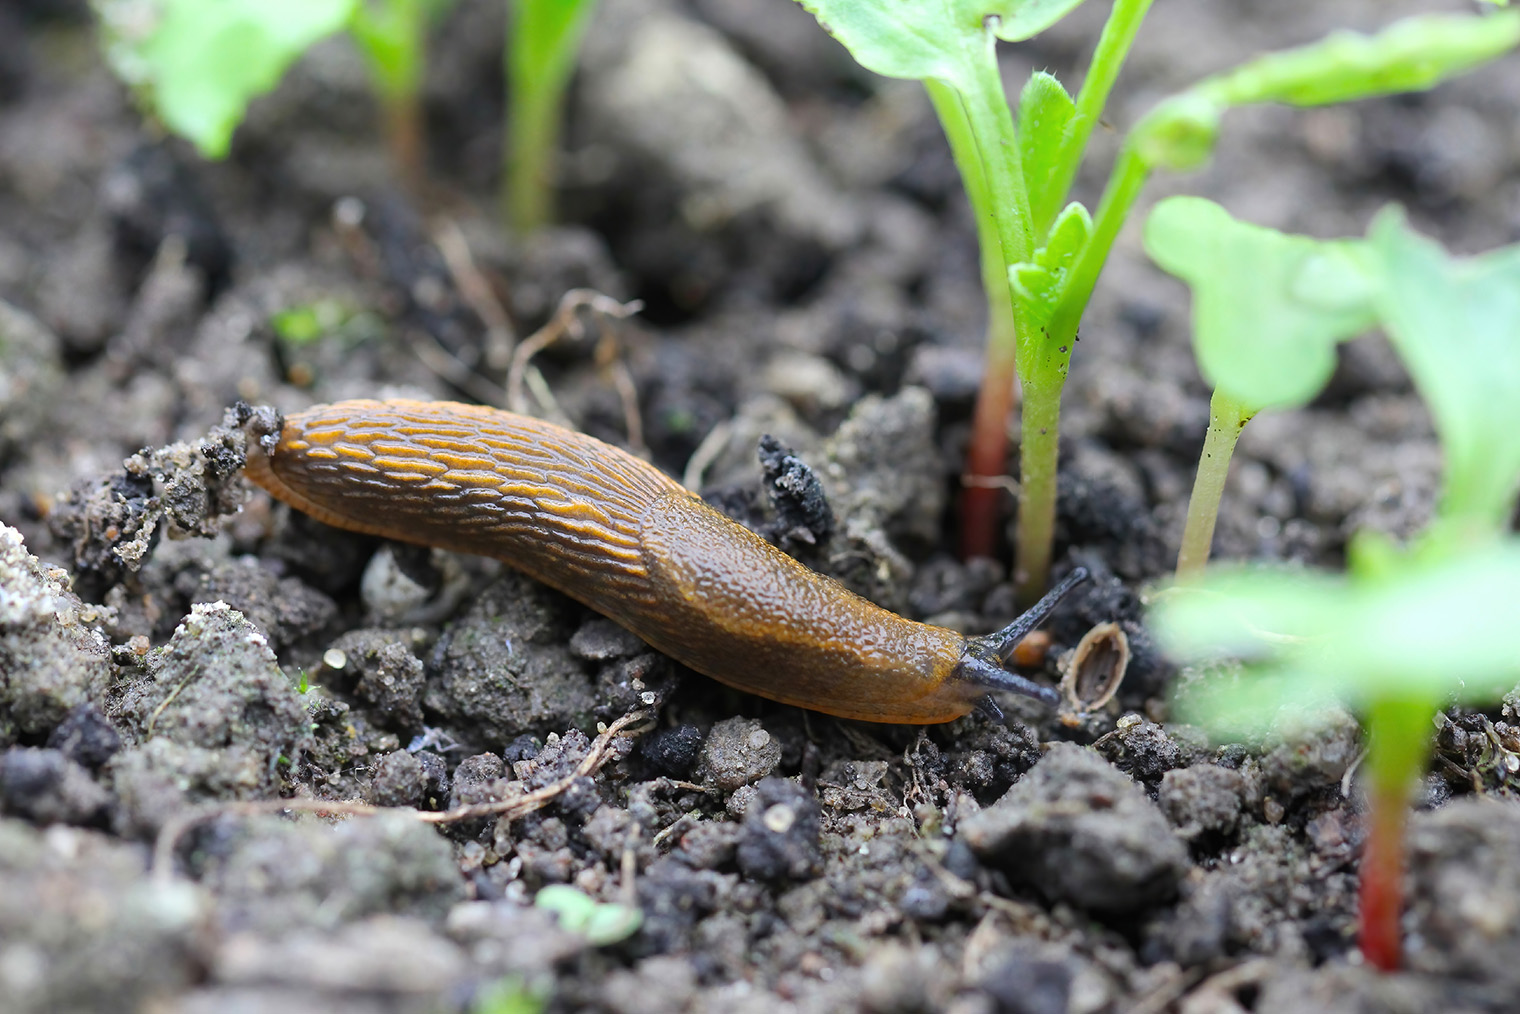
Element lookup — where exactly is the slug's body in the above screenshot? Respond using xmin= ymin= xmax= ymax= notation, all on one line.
xmin=246 ymin=400 xmax=1078 ymax=723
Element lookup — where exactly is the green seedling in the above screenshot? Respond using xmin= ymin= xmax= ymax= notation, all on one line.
xmin=94 ymin=0 xmax=452 ymax=190
xmin=1157 ymin=542 xmax=1520 ymax=971
xmin=269 ymin=299 xmax=370 ymax=346
xmin=794 ymin=0 xmax=1149 ymax=593
xmin=505 ymin=0 xmax=599 ymax=232
xmin=1369 ymin=211 xmax=1520 ymax=543
xmin=795 ymin=1 xmax=1519 ymax=603
xmin=1143 ymin=197 xmax=1378 ymax=577
xmin=269 ymin=299 xmax=381 ymax=386
xmin=350 ymin=0 xmax=456 ymax=191
xmin=1147 ymin=198 xmax=1520 ymax=576
xmin=1153 ymin=213 xmax=1520 ymax=970
xmin=533 ymin=884 xmax=642 ymax=945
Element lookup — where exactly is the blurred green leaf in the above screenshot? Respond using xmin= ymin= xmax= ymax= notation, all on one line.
xmin=1367 ymin=210 xmax=1520 ymax=532
xmin=1158 ymin=542 xmax=1520 ymax=736
xmin=269 ymin=299 xmax=362 ymax=345
xmin=1198 ymin=11 xmax=1520 ymax=108
xmin=513 ymin=0 xmax=599 ymax=101
xmin=1131 ymin=12 xmax=1519 ymax=174
xmin=472 ymin=975 xmax=546 ymax=1014
xmin=96 ymin=0 xmax=357 ymax=158
xmin=534 ymin=885 xmax=642 ymax=946
xmin=1144 ymin=197 xmax=1377 ymax=411
xmin=792 ymin=0 xmax=1089 ymax=88
xmin=349 ymin=0 xmax=454 ymax=101
xmin=1130 ymin=92 xmax=1223 ymax=171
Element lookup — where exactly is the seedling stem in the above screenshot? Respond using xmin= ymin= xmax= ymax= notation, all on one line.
xmin=1176 ymin=390 xmax=1255 ymax=580
xmin=350 ymin=0 xmax=436 ymax=194
xmin=956 ymin=1 xmax=1152 ymax=584
xmin=505 ymin=54 xmax=560 ymax=232
xmin=1358 ymin=695 xmax=1435 ymax=971
xmin=505 ymin=0 xmax=599 ymax=232
xmin=1012 ymin=139 xmax=1152 ymax=603
xmin=1038 ymin=0 xmax=1153 ymax=235
xmin=926 ymin=72 xmax=1032 ymax=561
xmin=1011 ymin=374 xmax=1059 ymax=600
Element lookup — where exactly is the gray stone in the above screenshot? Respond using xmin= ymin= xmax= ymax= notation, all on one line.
xmin=960 ymin=743 xmax=1190 ymax=912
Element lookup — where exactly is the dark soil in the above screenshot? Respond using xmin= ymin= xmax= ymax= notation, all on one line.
xmin=3 ymin=0 xmax=1519 ymax=1011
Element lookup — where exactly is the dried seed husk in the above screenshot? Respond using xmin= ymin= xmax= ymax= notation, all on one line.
xmin=1060 ymin=621 xmax=1130 ymax=713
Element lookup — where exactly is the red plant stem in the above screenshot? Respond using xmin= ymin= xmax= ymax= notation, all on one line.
xmin=1359 ymin=767 xmax=1411 ymax=970
xmin=961 ymin=344 xmax=1019 ymax=560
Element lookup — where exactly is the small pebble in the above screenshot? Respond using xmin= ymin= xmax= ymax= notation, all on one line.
xmin=736 ymin=777 xmax=820 ymax=881
xmin=697 ymin=717 xmax=782 ymax=792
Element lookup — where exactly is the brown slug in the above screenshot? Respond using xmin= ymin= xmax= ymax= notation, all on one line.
xmin=243 ymin=399 xmax=1085 ymax=724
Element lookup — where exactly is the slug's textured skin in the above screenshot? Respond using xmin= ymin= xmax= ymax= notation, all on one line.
xmin=246 ymin=399 xmax=983 ymax=723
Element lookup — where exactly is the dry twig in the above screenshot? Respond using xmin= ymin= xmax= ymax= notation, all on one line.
xmin=152 ymin=710 xmax=652 ymax=883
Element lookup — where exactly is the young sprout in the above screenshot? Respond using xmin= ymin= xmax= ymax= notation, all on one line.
xmin=1156 ymin=540 xmax=1520 ymax=971
xmin=794 ymin=1 xmax=1519 ymax=603
xmin=349 ymin=0 xmax=456 ymax=193
xmin=1049 ymin=9 xmax=1520 ymax=583
xmin=1143 ymin=197 xmax=1377 ymax=578
xmin=794 ymin=0 xmax=1151 ymax=594
xmin=94 ymin=0 xmax=452 ymax=192
xmin=472 ymin=975 xmax=547 ymax=1014
xmin=505 ymin=0 xmax=600 ymax=232
xmin=533 ymin=884 xmax=642 ymax=945
xmin=1155 ymin=215 xmax=1520 ymax=970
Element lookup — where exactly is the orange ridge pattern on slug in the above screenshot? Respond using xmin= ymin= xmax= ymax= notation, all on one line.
xmin=246 ymin=399 xmax=1058 ymax=723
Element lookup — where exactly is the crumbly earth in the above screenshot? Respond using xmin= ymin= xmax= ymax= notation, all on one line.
xmin=2 ymin=0 xmax=1519 ymax=1011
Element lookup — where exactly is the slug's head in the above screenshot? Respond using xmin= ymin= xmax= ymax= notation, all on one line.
xmin=955 ymin=567 xmax=1090 ymax=721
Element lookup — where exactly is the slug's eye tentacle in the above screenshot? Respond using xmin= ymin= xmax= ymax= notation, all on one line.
xmin=956 ymin=566 xmax=1090 ymax=707
xmin=983 ymin=566 xmax=1090 ymax=664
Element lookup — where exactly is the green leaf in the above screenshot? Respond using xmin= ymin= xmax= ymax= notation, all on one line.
xmin=96 ymin=0 xmax=358 ymax=158
xmin=1011 ymin=200 xmax=1091 ymax=329
xmin=1131 ymin=12 xmax=1520 ymax=175
xmin=534 ymin=885 xmax=642 ymax=946
xmin=1174 ymin=660 xmax=1344 ymax=740
xmin=1151 ymin=567 xmax=1347 ymax=659
xmin=1158 ymin=542 xmax=1520 ymax=736
xmin=472 ymin=976 xmax=547 ymax=1014
xmin=349 ymin=0 xmax=454 ymax=101
xmin=512 ymin=0 xmax=600 ymax=98
xmin=1018 ymin=71 xmax=1078 ymax=237
xmin=1368 ymin=210 xmax=1520 ymax=531
xmin=269 ymin=299 xmax=354 ymax=345
xmin=1143 ymin=197 xmax=1377 ymax=411
xmin=792 ymin=0 xmax=1090 ymax=88
xmin=1129 ymin=91 xmax=1223 ymax=171
xmin=1198 ymin=11 xmax=1520 ymax=108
